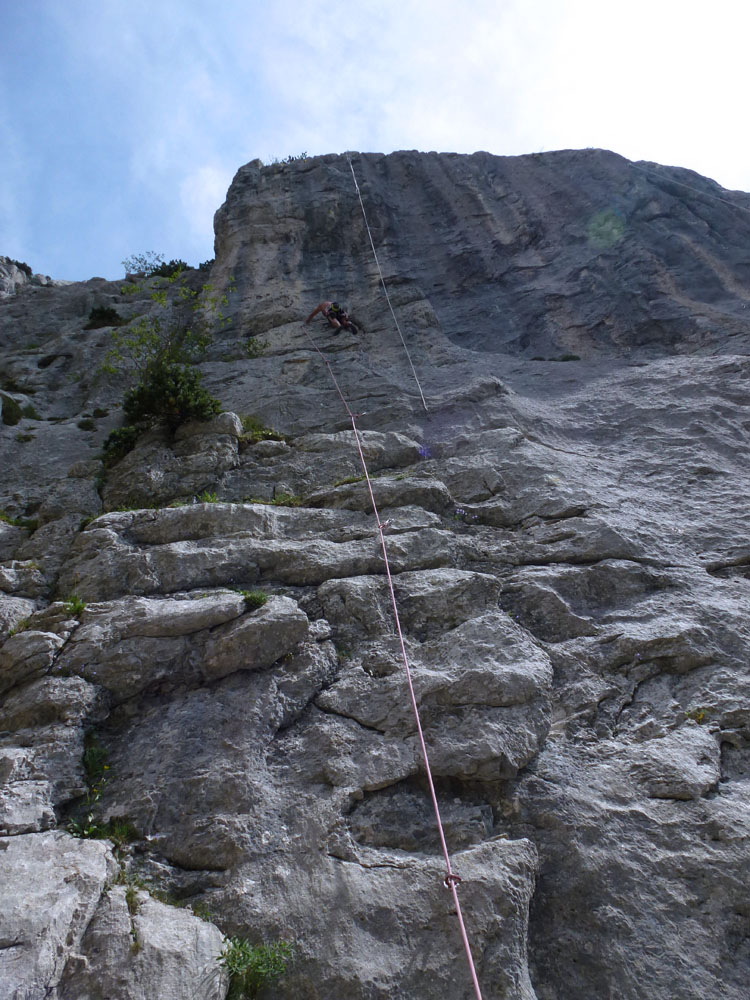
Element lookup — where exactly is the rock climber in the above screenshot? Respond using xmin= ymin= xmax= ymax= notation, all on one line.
xmin=305 ymin=300 xmax=359 ymax=334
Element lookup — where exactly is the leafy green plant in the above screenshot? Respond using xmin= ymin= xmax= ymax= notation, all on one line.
xmin=111 ymin=871 xmax=145 ymax=954
xmin=0 ymin=510 xmax=39 ymax=531
xmin=68 ymin=735 xmax=139 ymax=846
xmin=271 ymin=492 xmax=304 ymax=507
xmin=68 ymin=814 xmax=109 ymax=839
xmin=122 ymin=362 xmax=221 ymax=432
xmin=122 ymin=251 xmax=188 ymax=277
xmin=105 ymin=818 xmax=139 ymax=846
xmin=245 ymin=336 xmax=268 ymax=359
xmin=197 ymin=490 xmax=219 ymax=503
xmin=125 ymin=883 xmax=140 ymax=915
xmin=92 ymin=407 xmax=109 ymax=418
xmin=240 ymin=415 xmax=287 ymax=443
xmin=101 ymin=262 xmax=233 ymax=460
xmin=21 ymin=403 xmax=40 ymax=419
xmin=83 ymin=732 xmax=109 ymax=788
xmin=102 ymin=425 xmax=143 ymax=466
xmin=77 ymin=418 xmax=96 ymax=431
xmin=65 ymin=594 xmax=87 ymax=616
xmin=219 ymin=938 xmax=294 ymax=1000
xmin=85 ymin=306 xmax=125 ymax=329
xmin=8 ymin=618 xmax=31 ymax=637
xmin=238 ymin=589 xmax=268 ymax=610
xmin=68 ymin=732 xmax=109 ymax=839
xmin=122 ymin=252 xmax=191 ymax=279
xmin=16 ymin=432 xmax=34 ymax=443
xmin=1 ymin=395 xmax=22 ymax=426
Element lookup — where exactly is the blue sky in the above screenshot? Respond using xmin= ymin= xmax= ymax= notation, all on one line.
xmin=2 ymin=0 xmax=748 ymax=282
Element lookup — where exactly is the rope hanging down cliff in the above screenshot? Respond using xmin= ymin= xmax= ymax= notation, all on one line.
xmin=303 ymin=324 xmax=485 ymax=1000
xmin=346 ymin=154 xmax=429 ymax=412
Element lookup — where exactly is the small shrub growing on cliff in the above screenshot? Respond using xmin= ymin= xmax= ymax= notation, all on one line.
xmin=125 ymin=883 xmax=140 ymax=915
xmin=122 ymin=251 xmax=188 ymax=278
xmin=102 ymin=425 xmax=143 ymax=466
xmin=1 ymin=395 xmax=22 ymax=426
xmin=104 ymin=818 xmax=139 ymax=846
xmin=245 ymin=334 xmax=267 ymax=359
xmin=151 ymin=258 xmax=189 ymax=278
xmin=219 ymin=938 xmax=294 ymax=1000
xmin=238 ymin=589 xmax=268 ymax=610
xmin=240 ymin=415 xmax=287 ymax=443
xmin=65 ymin=594 xmax=87 ymax=616
xmin=272 ymin=492 xmax=304 ymax=507
xmin=0 ymin=509 xmax=38 ymax=531
xmin=102 ymin=260 xmax=233 ymax=461
xmin=122 ymin=361 xmax=220 ymax=432
xmin=85 ymin=305 xmax=125 ymax=329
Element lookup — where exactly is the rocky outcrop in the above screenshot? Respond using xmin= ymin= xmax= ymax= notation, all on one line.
xmin=1 ymin=149 xmax=750 ymax=999
xmin=0 ymin=256 xmax=71 ymax=299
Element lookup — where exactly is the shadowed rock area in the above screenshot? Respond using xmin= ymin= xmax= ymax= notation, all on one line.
xmin=1 ymin=148 xmax=750 ymax=999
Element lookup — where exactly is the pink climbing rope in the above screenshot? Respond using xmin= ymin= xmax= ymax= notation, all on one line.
xmin=303 ymin=325 xmax=484 ymax=1000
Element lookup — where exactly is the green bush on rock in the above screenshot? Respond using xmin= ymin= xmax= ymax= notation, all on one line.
xmin=102 ymin=426 xmax=143 ymax=466
xmin=85 ymin=306 xmax=125 ymax=329
xmin=1 ymin=395 xmax=22 ymax=426
xmin=122 ymin=362 xmax=220 ymax=432
xmin=102 ymin=257 xmax=233 ymax=463
xmin=219 ymin=938 xmax=294 ymax=1000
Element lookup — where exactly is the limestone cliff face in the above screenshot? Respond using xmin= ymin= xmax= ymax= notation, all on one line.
xmin=1 ymin=149 xmax=750 ymax=1000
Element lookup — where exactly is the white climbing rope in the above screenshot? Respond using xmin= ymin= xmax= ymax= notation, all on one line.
xmin=346 ymin=153 xmax=429 ymax=412
xmin=633 ymin=163 xmax=750 ymax=221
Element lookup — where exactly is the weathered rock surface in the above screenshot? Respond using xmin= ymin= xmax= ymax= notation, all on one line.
xmin=0 ymin=831 xmax=116 ymax=998
xmin=2 ymin=148 xmax=750 ymax=999
xmin=58 ymin=886 xmax=226 ymax=1000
